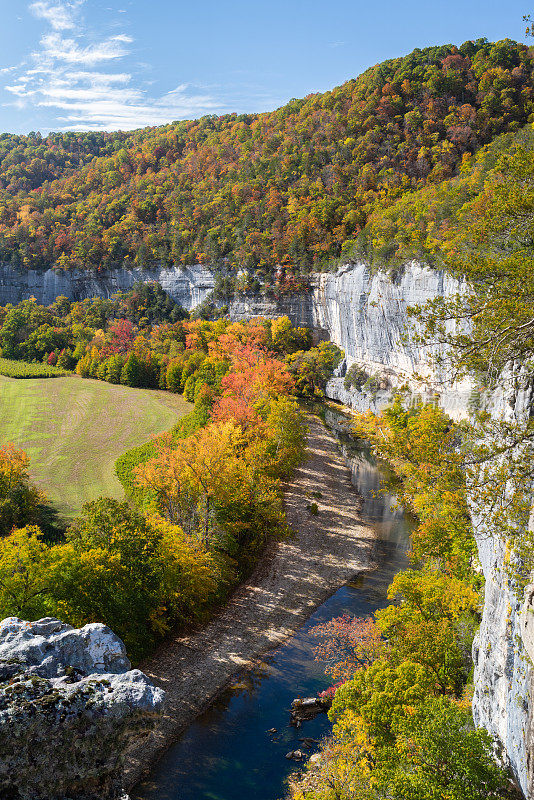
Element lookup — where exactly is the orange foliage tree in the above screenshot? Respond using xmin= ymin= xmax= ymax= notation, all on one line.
xmin=0 ymin=444 xmax=44 ymax=535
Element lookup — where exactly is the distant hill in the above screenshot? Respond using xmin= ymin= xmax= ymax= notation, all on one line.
xmin=0 ymin=38 xmax=533 ymax=284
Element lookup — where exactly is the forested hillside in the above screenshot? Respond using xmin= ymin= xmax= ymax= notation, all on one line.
xmin=0 ymin=131 xmax=129 ymax=192
xmin=0 ymin=306 xmax=325 ymax=659
xmin=0 ymin=39 xmax=533 ymax=280
xmin=352 ymin=122 xmax=534 ymax=268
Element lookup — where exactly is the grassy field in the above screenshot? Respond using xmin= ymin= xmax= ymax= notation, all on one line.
xmin=0 ymin=375 xmax=191 ymax=521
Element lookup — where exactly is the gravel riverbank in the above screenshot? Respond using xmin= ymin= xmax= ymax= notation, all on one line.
xmin=125 ymin=413 xmax=376 ymax=789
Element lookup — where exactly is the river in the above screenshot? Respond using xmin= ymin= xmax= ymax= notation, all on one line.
xmin=132 ymin=405 xmax=411 ymax=800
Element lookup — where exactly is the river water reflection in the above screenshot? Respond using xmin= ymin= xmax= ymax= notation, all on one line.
xmin=132 ymin=405 xmax=411 ymax=800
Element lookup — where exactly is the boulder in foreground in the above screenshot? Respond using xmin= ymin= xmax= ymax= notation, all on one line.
xmin=0 ymin=616 xmax=165 ymax=800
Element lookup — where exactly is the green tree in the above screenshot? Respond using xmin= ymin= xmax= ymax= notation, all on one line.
xmin=51 ymin=499 xmax=166 ymax=658
xmin=270 ymin=316 xmax=312 ymax=355
xmin=330 ymin=658 xmax=437 ymax=745
xmin=49 ymin=498 xmax=218 ymax=659
xmin=166 ymin=359 xmax=183 ymax=392
xmin=375 ymin=697 xmax=521 ymax=800
xmin=0 ymin=444 xmax=44 ymax=535
xmin=286 ymin=341 xmax=344 ymax=397
xmin=105 ymin=353 xmax=125 ymax=384
xmin=120 ymin=352 xmax=142 ymax=387
xmin=375 ymin=568 xmax=479 ymax=693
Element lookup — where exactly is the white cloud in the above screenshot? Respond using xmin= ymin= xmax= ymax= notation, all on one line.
xmin=37 ymin=32 xmax=132 ymax=65
xmin=29 ymin=1 xmax=82 ymax=31
xmin=3 ymin=1 xmax=233 ymax=131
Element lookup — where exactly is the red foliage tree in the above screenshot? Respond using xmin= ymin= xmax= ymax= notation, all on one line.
xmin=108 ymin=318 xmax=135 ymax=354
xmin=311 ymin=615 xmax=386 ymax=685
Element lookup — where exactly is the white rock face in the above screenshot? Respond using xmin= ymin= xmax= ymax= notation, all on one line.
xmin=308 ymin=262 xmax=473 ymax=419
xmin=233 ymin=262 xmax=473 ymax=419
xmin=472 ymin=529 xmax=531 ymax=794
xmin=312 ymin=262 xmax=445 ymax=375
xmin=229 ymin=292 xmax=314 ymax=326
xmin=0 ymin=263 xmax=214 ymax=311
xmin=0 ymin=616 xmax=131 ymax=676
xmin=470 ymin=367 xmax=534 ymax=797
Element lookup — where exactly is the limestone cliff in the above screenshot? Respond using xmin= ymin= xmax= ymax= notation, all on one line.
xmin=470 ymin=367 xmax=534 ymax=797
xmin=0 ymin=263 xmax=214 ymax=311
xmin=305 ymin=265 xmax=534 ymax=796
xmin=0 ymin=260 xmax=469 ymax=419
xmin=308 ymin=261 xmax=473 ymax=419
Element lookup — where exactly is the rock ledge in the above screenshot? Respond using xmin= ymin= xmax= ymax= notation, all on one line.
xmin=0 ymin=617 xmax=165 ymax=800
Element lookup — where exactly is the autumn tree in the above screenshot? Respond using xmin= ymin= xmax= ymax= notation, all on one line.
xmin=375 ymin=568 xmax=479 ymax=693
xmin=2 ymin=40 xmax=533 ymax=275
xmin=311 ymin=615 xmax=386 ymax=685
xmin=374 ymin=697 xmax=521 ymax=800
xmin=0 ymin=526 xmax=51 ymax=618
xmin=107 ymin=318 xmax=135 ymax=354
xmin=135 ymin=420 xmax=286 ymax=566
xmin=329 ymin=658 xmax=437 ymax=746
xmin=295 ymin=698 xmax=520 ymax=800
xmin=354 ymin=399 xmax=474 ymax=574
xmin=50 ymin=498 xmax=216 ymax=659
xmin=0 ymin=444 xmax=44 ymax=535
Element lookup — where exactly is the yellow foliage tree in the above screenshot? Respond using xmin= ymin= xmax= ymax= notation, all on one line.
xmin=0 ymin=526 xmax=51 ymax=618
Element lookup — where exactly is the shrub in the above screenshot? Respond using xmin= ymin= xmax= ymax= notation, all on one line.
xmin=0 ymin=358 xmax=68 ymax=379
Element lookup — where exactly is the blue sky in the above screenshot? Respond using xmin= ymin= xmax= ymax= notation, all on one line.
xmin=0 ymin=0 xmax=531 ymax=134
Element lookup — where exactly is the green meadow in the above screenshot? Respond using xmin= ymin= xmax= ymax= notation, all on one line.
xmin=0 ymin=375 xmax=191 ymax=521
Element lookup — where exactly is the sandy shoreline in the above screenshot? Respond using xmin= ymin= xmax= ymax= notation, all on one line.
xmin=125 ymin=413 xmax=376 ymax=790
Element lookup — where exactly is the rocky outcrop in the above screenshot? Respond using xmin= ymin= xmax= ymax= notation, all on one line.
xmin=290 ymin=696 xmax=331 ymax=726
xmin=309 ymin=262 xmax=473 ymax=419
xmin=0 ymin=616 xmax=164 ymax=800
xmin=231 ymin=262 xmax=473 ymax=418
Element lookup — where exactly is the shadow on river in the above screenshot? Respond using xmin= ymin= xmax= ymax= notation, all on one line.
xmin=132 ymin=404 xmax=412 ymax=800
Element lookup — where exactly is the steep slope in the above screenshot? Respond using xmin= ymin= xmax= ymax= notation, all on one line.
xmin=351 ymin=122 xmax=534 ymax=267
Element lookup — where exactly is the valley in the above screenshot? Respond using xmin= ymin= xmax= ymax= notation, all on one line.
xmin=0 ymin=12 xmax=533 ymax=800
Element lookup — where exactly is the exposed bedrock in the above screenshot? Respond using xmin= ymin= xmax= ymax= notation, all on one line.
xmin=0 ymin=616 xmax=165 ymax=800
xmin=0 ymin=263 xmax=215 ymax=311
xmin=470 ymin=366 xmax=534 ymax=798
xmin=230 ymin=261 xmax=473 ymax=418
